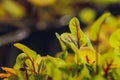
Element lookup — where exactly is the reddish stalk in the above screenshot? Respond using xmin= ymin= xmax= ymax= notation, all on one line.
xmin=103 ymin=60 xmax=113 ymax=78
xmin=95 ymin=34 xmax=99 ymax=74
xmin=23 ymin=63 xmax=29 ymax=80
xmin=86 ymin=55 xmax=90 ymax=64
xmin=25 ymin=54 xmax=36 ymax=74
xmin=73 ymin=19 xmax=80 ymax=49
xmin=95 ymin=26 xmax=102 ymax=74
xmin=76 ymin=22 xmax=80 ymax=49
xmin=68 ymin=35 xmax=76 ymax=46
xmin=72 ymin=19 xmax=81 ymax=65
xmin=30 ymin=59 xmax=36 ymax=73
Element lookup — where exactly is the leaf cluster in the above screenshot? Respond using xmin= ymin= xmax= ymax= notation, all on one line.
xmin=0 ymin=12 xmax=120 ymax=80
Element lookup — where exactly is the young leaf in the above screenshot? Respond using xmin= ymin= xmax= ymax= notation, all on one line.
xmin=56 ymin=50 xmax=68 ymax=60
xmin=78 ymin=47 xmax=97 ymax=64
xmin=60 ymin=33 xmax=78 ymax=48
xmin=17 ymin=71 xmax=27 ymax=80
xmin=69 ymin=17 xmax=87 ymax=48
xmin=60 ymin=33 xmax=78 ymax=53
xmin=114 ymin=47 xmax=120 ymax=56
xmin=60 ymin=33 xmax=83 ymax=64
xmin=55 ymin=33 xmax=69 ymax=60
xmin=34 ymin=55 xmax=42 ymax=73
xmin=45 ymin=56 xmax=66 ymax=80
xmin=69 ymin=17 xmax=93 ymax=49
xmin=37 ymin=59 xmax=45 ymax=74
xmin=46 ymin=55 xmax=66 ymax=68
xmin=90 ymin=12 xmax=111 ymax=41
xmin=111 ymin=68 xmax=120 ymax=80
xmin=14 ymin=43 xmax=38 ymax=73
xmin=14 ymin=53 xmax=28 ymax=70
xmin=102 ymin=51 xmax=120 ymax=69
xmin=25 ymin=55 xmax=42 ymax=73
xmin=109 ymin=29 xmax=120 ymax=48
xmin=55 ymin=33 xmax=67 ymax=51
xmin=76 ymin=65 xmax=91 ymax=80
xmin=1 ymin=67 xmax=16 ymax=75
xmin=14 ymin=43 xmax=37 ymax=61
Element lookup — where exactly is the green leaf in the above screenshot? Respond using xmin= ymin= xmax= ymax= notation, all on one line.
xmin=37 ymin=59 xmax=45 ymax=74
xmin=55 ymin=33 xmax=69 ymax=60
xmin=69 ymin=17 xmax=93 ymax=49
xmin=29 ymin=74 xmax=48 ymax=80
xmin=93 ymin=75 xmax=105 ymax=80
xmin=55 ymin=33 xmax=67 ymax=51
xmin=25 ymin=55 xmax=41 ymax=73
xmin=60 ymin=32 xmax=78 ymax=53
xmin=60 ymin=33 xmax=83 ymax=64
xmin=77 ymin=47 xmax=97 ymax=64
xmin=60 ymin=33 xmax=78 ymax=48
xmin=76 ymin=65 xmax=91 ymax=80
xmin=17 ymin=71 xmax=26 ymax=80
xmin=46 ymin=64 xmax=61 ymax=80
xmin=56 ymin=50 xmax=68 ymax=60
xmin=102 ymin=51 xmax=120 ymax=69
xmin=60 ymin=32 xmax=95 ymax=64
xmin=46 ymin=55 xmax=66 ymax=68
xmin=45 ymin=56 xmax=66 ymax=80
xmin=114 ymin=47 xmax=120 ymax=56
xmin=14 ymin=53 xmax=28 ymax=70
xmin=90 ymin=12 xmax=111 ymax=41
xmin=110 ymin=68 xmax=120 ymax=80
xmin=7 ymin=75 xmax=18 ymax=80
xmin=69 ymin=17 xmax=87 ymax=48
xmin=85 ymin=35 xmax=94 ymax=49
xmin=109 ymin=29 xmax=120 ymax=48
xmin=14 ymin=43 xmax=39 ymax=74
xmin=14 ymin=43 xmax=38 ymax=61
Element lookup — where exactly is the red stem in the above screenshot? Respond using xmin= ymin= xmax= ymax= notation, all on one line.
xmin=30 ymin=58 xmax=36 ymax=73
xmin=95 ymin=26 xmax=101 ymax=74
xmin=23 ymin=63 xmax=29 ymax=80
xmin=95 ymin=35 xmax=99 ymax=74
xmin=25 ymin=54 xmax=36 ymax=73
xmin=76 ymin=23 xmax=80 ymax=49
xmin=86 ymin=55 xmax=90 ymax=64
xmin=103 ymin=60 xmax=113 ymax=78
xmin=73 ymin=19 xmax=80 ymax=49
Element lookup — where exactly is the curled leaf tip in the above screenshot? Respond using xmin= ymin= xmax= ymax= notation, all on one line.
xmin=13 ymin=43 xmax=30 ymax=52
xmin=14 ymin=43 xmax=22 ymax=48
xmin=55 ymin=32 xmax=59 ymax=36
